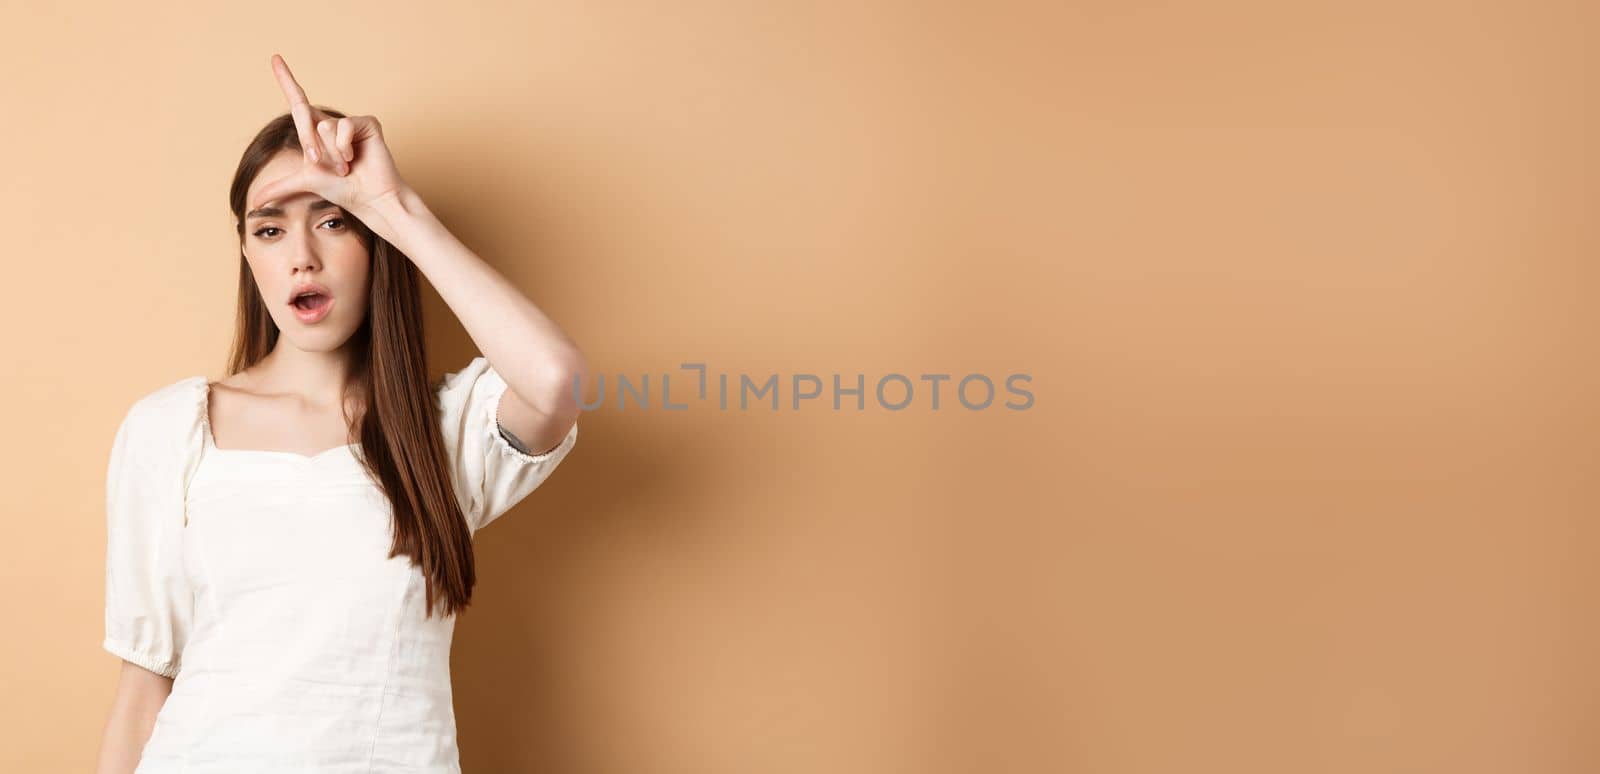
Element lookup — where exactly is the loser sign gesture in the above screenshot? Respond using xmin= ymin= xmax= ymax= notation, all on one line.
xmin=248 ymin=54 xmax=409 ymax=218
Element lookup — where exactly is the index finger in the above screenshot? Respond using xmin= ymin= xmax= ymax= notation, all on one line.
xmin=270 ymin=54 xmax=320 ymax=163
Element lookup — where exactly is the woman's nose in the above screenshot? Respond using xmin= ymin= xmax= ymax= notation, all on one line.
xmin=289 ymin=233 xmax=322 ymax=271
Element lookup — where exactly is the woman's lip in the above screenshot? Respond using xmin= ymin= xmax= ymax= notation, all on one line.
xmin=291 ymin=295 xmax=335 ymax=324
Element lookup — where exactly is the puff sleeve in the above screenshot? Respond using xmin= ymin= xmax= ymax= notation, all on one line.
xmin=436 ymin=356 xmax=579 ymax=533
xmin=101 ymin=404 xmax=195 ymax=678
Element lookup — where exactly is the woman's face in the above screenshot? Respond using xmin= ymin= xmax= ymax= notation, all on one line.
xmin=241 ymin=149 xmax=371 ymax=351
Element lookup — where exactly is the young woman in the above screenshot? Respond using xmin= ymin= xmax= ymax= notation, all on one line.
xmin=93 ymin=55 xmax=584 ymax=773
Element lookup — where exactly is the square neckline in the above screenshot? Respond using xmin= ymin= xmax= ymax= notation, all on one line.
xmin=199 ymin=377 xmax=362 ymax=462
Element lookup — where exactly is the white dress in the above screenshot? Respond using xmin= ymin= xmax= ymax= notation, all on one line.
xmin=101 ymin=356 xmax=579 ymax=772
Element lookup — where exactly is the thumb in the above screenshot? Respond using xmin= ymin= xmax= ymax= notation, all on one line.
xmin=249 ymin=169 xmax=316 ymax=213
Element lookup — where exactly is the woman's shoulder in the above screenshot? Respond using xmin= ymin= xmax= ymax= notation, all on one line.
xmin=114 ymin=374 xmax=209 ymax=458
xmin=434 ymin=356 xmax=492 ymax=394
xmin=124 ymin=374 xmax=208 ymax=423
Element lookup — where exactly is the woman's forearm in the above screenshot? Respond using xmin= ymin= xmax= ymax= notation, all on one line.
xmin=94 ymin=666 xmax=172 ymax=773
xmin=353 ymin=185 xmax=585 ymax=417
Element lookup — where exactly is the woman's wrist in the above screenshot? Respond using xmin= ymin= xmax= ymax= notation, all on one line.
xmin=354 ymin=184 xmax=435 ymax=246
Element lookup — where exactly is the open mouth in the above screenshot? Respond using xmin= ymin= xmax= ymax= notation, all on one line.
xmin=291 ymin=291 xmax=331 ymax=312
xmin=290 ymin=288 xmax=335 ymax=322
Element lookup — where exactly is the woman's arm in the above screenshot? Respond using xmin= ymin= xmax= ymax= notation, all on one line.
xmin=93 ymin=662 xmax=173 ymax=773
xmin=353 ymin=188 xmax=586 ymax=457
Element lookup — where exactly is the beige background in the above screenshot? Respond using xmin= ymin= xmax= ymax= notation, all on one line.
xmin=1 ymin=1 xmax=1594 ymax=771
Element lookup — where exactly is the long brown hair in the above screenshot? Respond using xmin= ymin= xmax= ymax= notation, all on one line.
xmin=225 ymin=108 xmax=477 ymax=619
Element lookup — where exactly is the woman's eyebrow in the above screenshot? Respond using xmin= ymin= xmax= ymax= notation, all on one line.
xmin=245 ymin=199 xmax=340 ymax=220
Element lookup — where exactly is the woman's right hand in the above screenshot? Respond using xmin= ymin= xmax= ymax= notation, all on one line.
xmin=247 ymin=54 xmax=411 ymax=221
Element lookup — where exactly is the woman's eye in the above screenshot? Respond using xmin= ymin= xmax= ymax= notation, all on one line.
xmin=251 ymin=219 xmax=342 ymax=239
